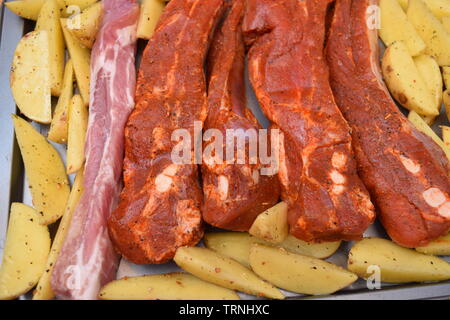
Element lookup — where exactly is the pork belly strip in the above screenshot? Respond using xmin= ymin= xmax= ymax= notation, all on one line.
xmin=326 ymin=0 xmax=450 ymax=247
xmin=242 ymin=0 xmax=375 ymax=242
xmin=108 ymin=0 xmax=224 ymax=264
xmin=201 ymin=0 xmax=280 ymax=231
xmin=51 ymin=0 xmax=139 ymax=300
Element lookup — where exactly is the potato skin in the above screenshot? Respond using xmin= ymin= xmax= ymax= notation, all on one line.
xmin=99 ymin=273 xmax=240 ymax=300
xmin=0 ymin=203 xmax=51 ymax=300
xmin=348 ymin=238 xmax=450 ymax=283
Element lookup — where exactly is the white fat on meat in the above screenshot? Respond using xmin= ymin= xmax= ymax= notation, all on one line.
xmin=423 ymin=187 xmax=450 ymax=218
xmin=155 ymin=164 xmax=179 ymax=193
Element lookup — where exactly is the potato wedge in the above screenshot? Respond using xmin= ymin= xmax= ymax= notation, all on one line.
xmin=35 ymin=0 xmax=65 ymax=97
xmin=444 ymin=90 xmax=450 ymax=122
xmin=249 ymin=244 xmax=357 ymax=295
xmin=407 ymin=0 xmax=450 ymax=66
xmin=413 ymin=55 xmax=443 ymax=110
xmin=415 ymin=233 xmax=450 ymax=256
xmin=99 ymin=273 xmax=239 ymax=300
xmin=61 ymin=18 xmax=91 ymax=106
xmin=67 ymin=2 xmax=103 ymax=49
xmin=48 ymin=60 xmax=74 ymax=144
xmin=249 ymin=202 xmax=288 ymax=244
xmin=0 ymin=203 xmax=50 ymax=300
xmin=67 ymin=95 xmax=88 ymax=174
xmin=380 ymin=0 xmax=426 ymax=56
xmin=408 ymin=110 xmax=450 ymax=162
xmin=442 ymin=16 xmax=450 ymax=33
xmin=174 ymin=246 xmax=284 ymax=300
xmin=11 ymin=31 xmax=52 ymax=124
xmin=398 ymin=0 xmax=450 ymax=18
xmin=13 ymin=115 xmax=70 ymax=225
xmin=33 ymin=169 xmax=84 ymax=300
xmin=204 ymin=232 xmax=341 ymax=268
xmin=420 ymin=115 xmax=437 ymax=126
xmin=348 ymin=238 xmax=450 ymax=283
xmin=382 ymin=42 xmax=438 ymax=116
xmin=137 ymin=0 xmax=165 ymax=40
xmin=5 ymin=0 xmax=47 ymax=20
xmin=443 ymin=125 xmax=450 ymax=147
xmin=443 ymin=66 xmax=450 ymax=89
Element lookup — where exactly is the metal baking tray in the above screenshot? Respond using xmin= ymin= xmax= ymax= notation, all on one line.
xmin=1 ymin=1 xmax=449 ymax=300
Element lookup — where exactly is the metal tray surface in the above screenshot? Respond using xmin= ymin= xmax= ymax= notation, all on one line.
xmin=0 ymin=1 xmax=449 ymax=300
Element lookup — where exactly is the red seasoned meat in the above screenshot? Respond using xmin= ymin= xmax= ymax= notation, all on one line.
xmin=242 ymin=0 xmax=375 ymax=242
xmin=326 ymin=0 xmax=450 ymax=247
xmin=108 ymin=0 xmax=224 ymax=264
xmin=202 ymin=0 xmax=280 ymax=231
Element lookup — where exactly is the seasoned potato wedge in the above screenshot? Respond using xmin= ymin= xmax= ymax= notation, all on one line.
xmin=11 ymin=31 xmax=52 ymax=123
xmin=137 ymin=0 xmax=165 ymax=40
xmin=379 ymin=0 xmax=426 ymax=56
xmin=204 ymin=232 xmax=341 ymax=268
xmin=413 ymin=55 xmax=442 ymax=110
xmin=382 ymin=42 xmax=438 ymax=116
xmin=249 ymin=202 xmax=288 ymax=244
xmin=348 ymin=238 xmax=450 ymax=283
xmin=443 ymin=125 xmax=450 ymax=147
xmin=67 ymin=95 xmax=88 ymax=174
xmin=5 ymin=0 xmax=47 ymax=20
xmin=61 ymin=18 xmax=91 ymax=106
xmin=408 ymin=110 xmax=450 ymax=161
xmin=407 ymin=0 xmax=450 ymax=66
xmin=174 ymin=247 xmax=284 ymax=300
xmin=250 ymin=244 xmax=357 ymax=296
xmin=0 ymin=203 xmax=51 ymax=300
xmin=444 ymin=90 xmax=450 ymax=122
xmin=398 ymin=0 xmax=450 ymax=19
xmin=13 ymin=115 xmax=70 ymax=225
xmin=442 ymin=16 xmax=450 ymax=33
xmin=443 ymin=66 xmax=450 ymax=89
xmin=33 ymin=169 xmax=84 ymax=300
xmin=67 ymin=2 xmax=103 ymax=49
xmin=99 ymin=273 xmax=239 ymax=300
xmin=415 ymin=233 xmax=450 ymax=256
xmin=48 ymin=60 xmax=74 ymax=144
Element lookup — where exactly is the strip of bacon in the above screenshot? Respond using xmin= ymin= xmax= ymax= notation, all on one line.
xmin=326 ymin=0 xmax=450 ymax=247
xmin=243 ymin=0 xmax=375 ymax=242
xmin=51 ymin=0 xmax=139 ymax=299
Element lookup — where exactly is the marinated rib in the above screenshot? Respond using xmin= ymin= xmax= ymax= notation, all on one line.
xmin=51 ymin=0 xmax=139 ymax=299
xmin=202 ymin=0 xmax=280 ymax=231
xmin=108 ymin=0 xmax=224 ymax=264
xmin=242 ymin=0 xmax=375 ymax=242
xmin=326 ymin=0 xmax=450 ymax=247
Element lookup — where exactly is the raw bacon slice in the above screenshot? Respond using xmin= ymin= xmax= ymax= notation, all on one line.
xmin=202 ymin=0 xmax=280 ymax=231
xmin=108 ymin=0 xmax=224 ymax=264
xmin=242 ymin=0 xmax=375 ymax=242
xmin=51 ymin=0 xmax=139 ymax=300
xmin=326 ymin=0 xmax=450 ymax=247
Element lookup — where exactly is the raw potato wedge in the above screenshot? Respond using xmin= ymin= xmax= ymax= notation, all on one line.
xmin=249 ymin=202 xmax=288 ymax=244
xmin=33 ymin=169 xmax=84 ymax=300
xmin=99 ymin=273 xmax=240 ymax=300
xmin=382 ymin=41 xmax=439 ymax=117
xmin=415 ymin=233 xmax=450 ymax=256
xmin=67 ymin=2 xmax=103 ymax=49
xmin=5 ymin=0 xmax=47 ymax=20
xmin=398 ymin=0 xmax=450 ymax=19
xmin=443 ymin=125 xmax=450 ymax=147
xmin=11 ymin=31 xmax=52 ymax=124
xmin=48 ymin=60 xmax=74 ymax=144
xmin=204 ymin=232 xmax=341 ymax=268
xmin=379 ymin=0 xmax=426 ymax=56
xmin=408 ymin=110 xmax=450 ymax=161
xmin=442 ymin=16 xmax=450 ymax=33
xmin=0 ymin=203 xmax=50 ymax=300
xmin=407 ymin=0 xmax=450 ymax=66
xmin=61 ymin=18 xmax=91 ymax=106
xmin=443 ymin=66 xmax=450 ymax=89
xmin=444 ymin=90 xmax=450 ymax=122
xmin=420 ymin=115 xmax=437 ymax=126
xmin=250 ymin=244 xmax=357 ymax=295
xmin=137 ymin=0 xmax=165 ymax=40
xmin=413 ymin=55 xmax=443 ymax=110
xmin=348 ymin=238 xmax=450 ymax=283
xmin=67 ymin=95 xmax=88 ymax=174
xmin=35 ymin=0 xmax=65 ymax=97
xmin=174 ymin=247 xmax=284 ymax=300
xmin=13 ymin=115 xmax=70 ymax=225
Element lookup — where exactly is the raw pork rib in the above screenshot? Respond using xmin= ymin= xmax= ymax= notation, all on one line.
xmin=108 ymin=0 xmax=224 ymax=264
xmin=243 ymin=0 xmax=375 ymax=242
xmin=202 ymin=0 xmax=280 ymax=231
xmin=51 ymin=0 xmax=139 ymax=299
xmin=326 ymin=0 xmax=450 ymax=247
